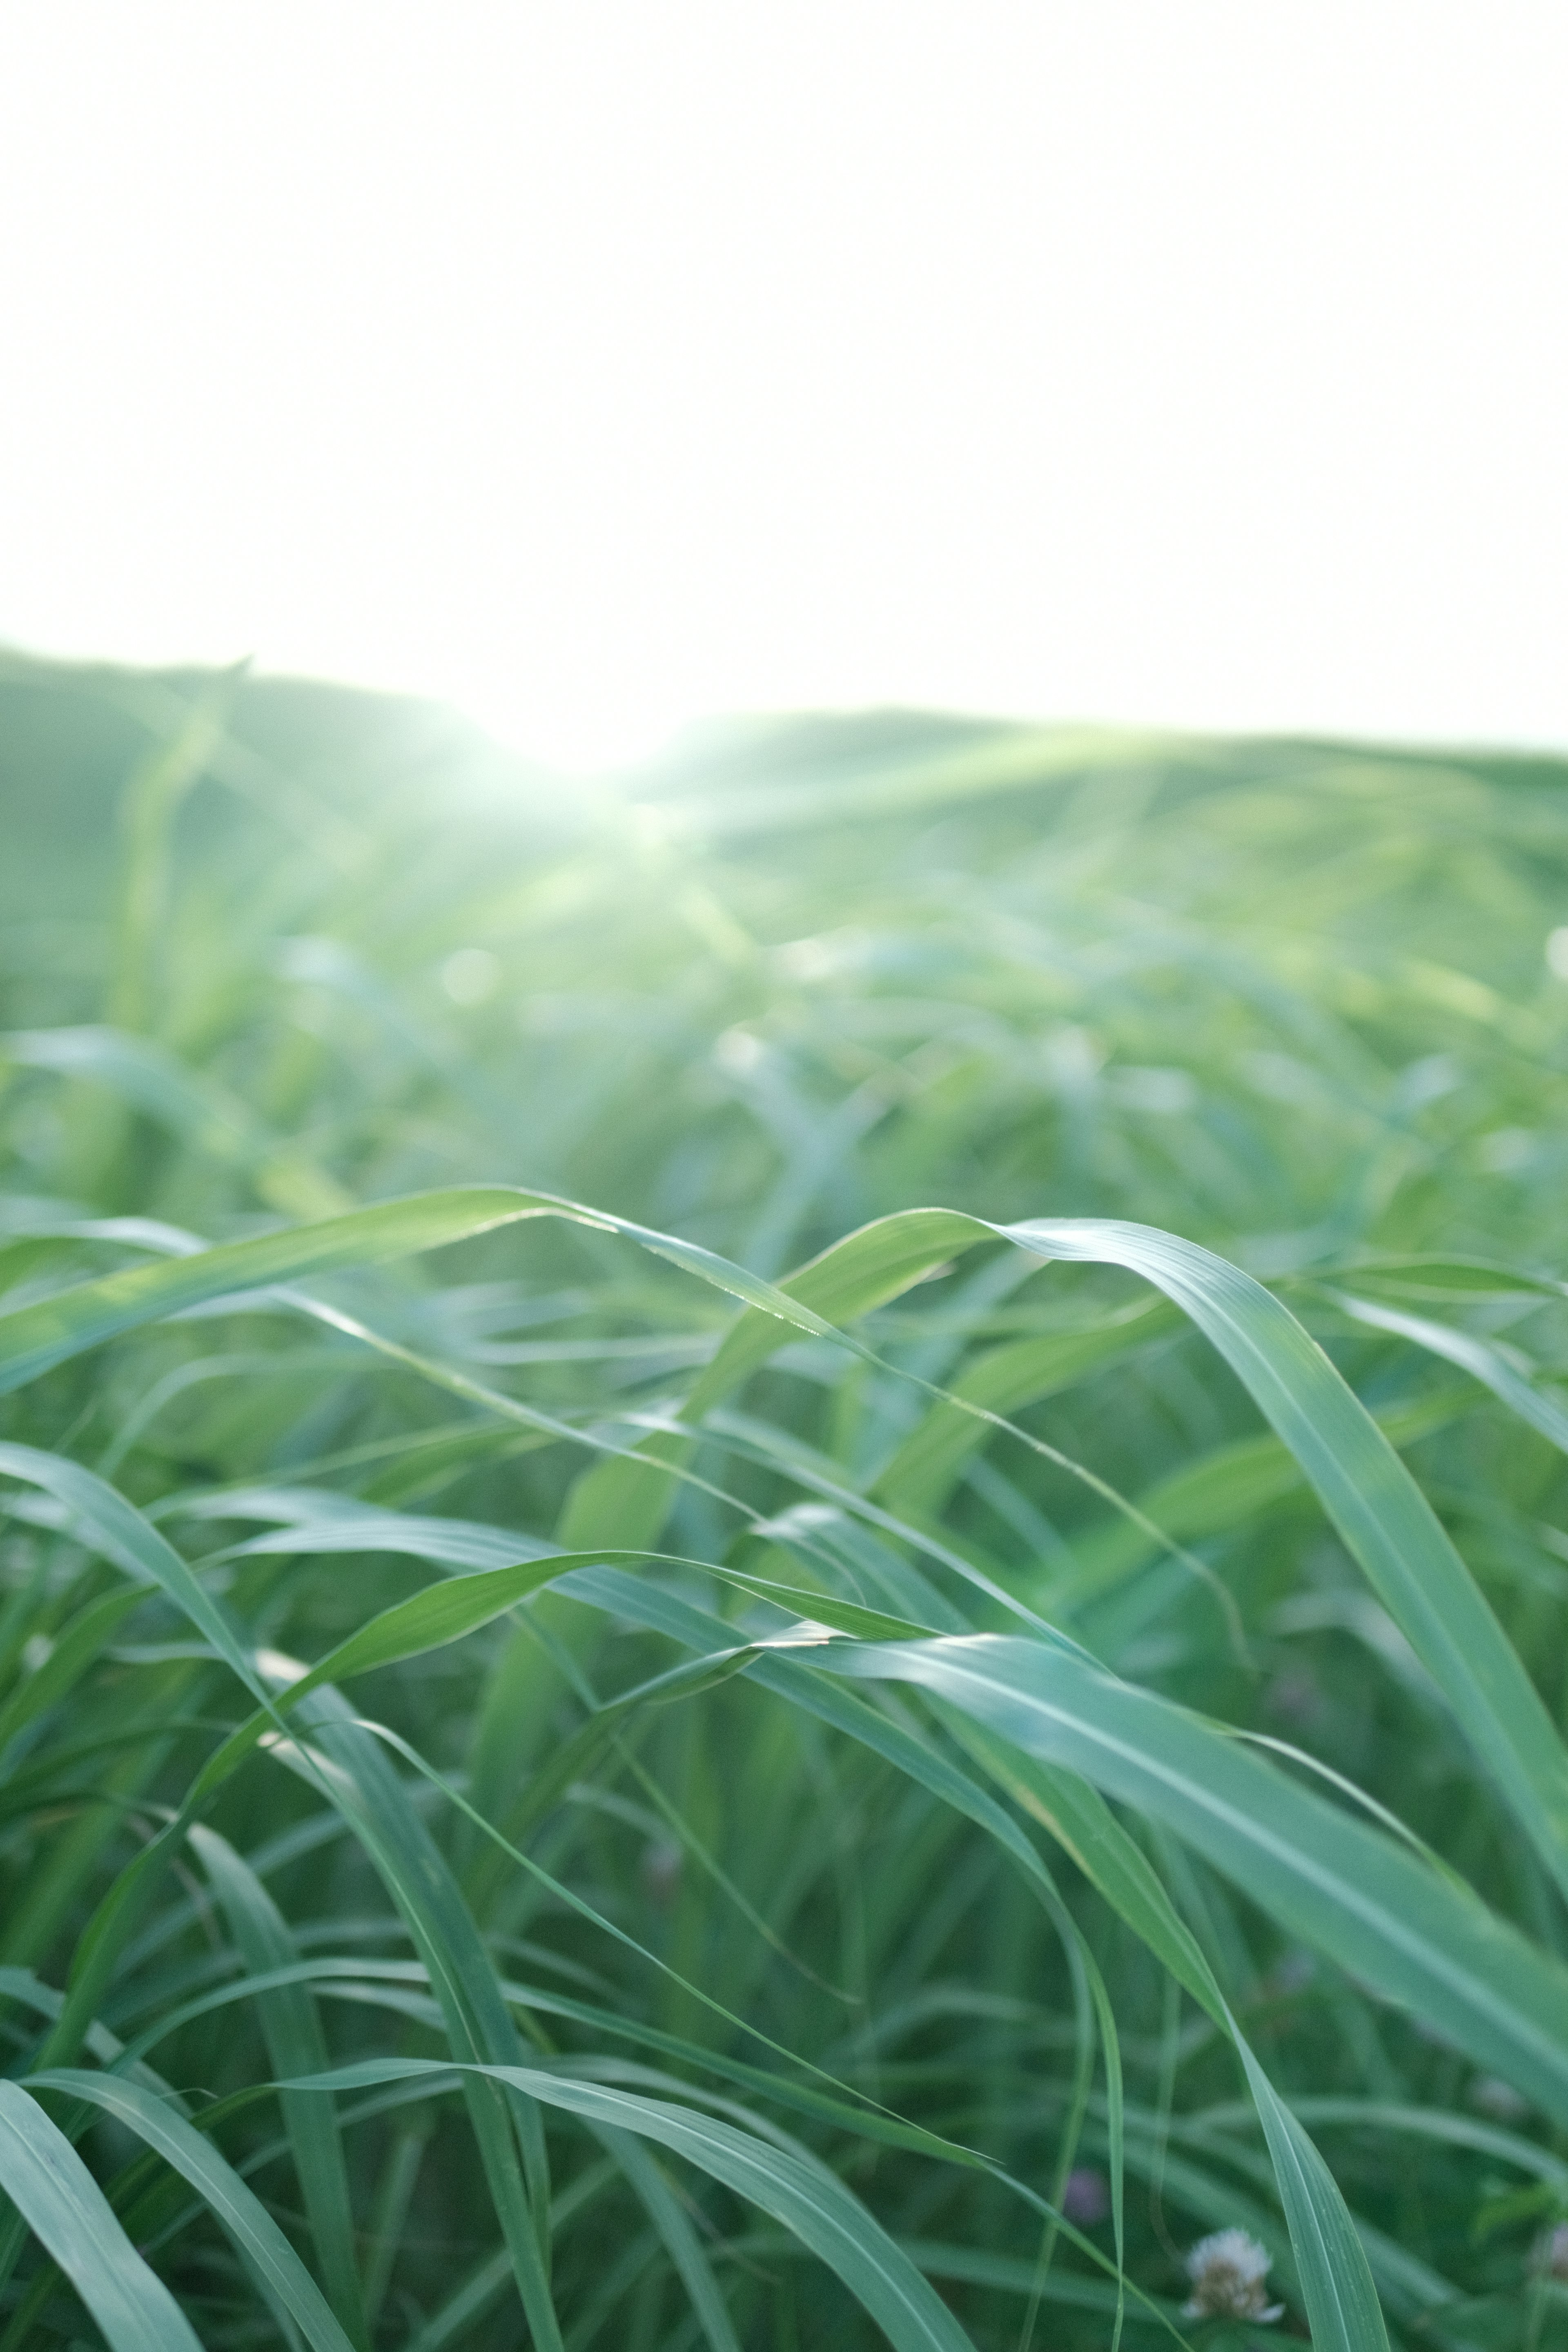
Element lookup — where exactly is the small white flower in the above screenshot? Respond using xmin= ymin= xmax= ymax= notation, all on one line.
xmin=1181 ymin=2229 xmax=1285 ymax=2323
xmin=1468 ymin=2073 xmax=1530 ymax=2123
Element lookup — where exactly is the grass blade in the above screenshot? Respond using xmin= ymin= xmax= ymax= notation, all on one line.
xmin=825 ymin=1635 xmax=1568 ymax=2120
xmin=188 ymin=1825 xmax=369 ymax=2348
xmin=0 ymin=2080 xmax=203 ymax=2352
xmin=1001 ymin=1217 xmax=1568 ymax=1898
xmin=281 ymin=2056 xmax=982 ymax=2352
xmin=24 ymin=2067 xmax=358 ymax=2352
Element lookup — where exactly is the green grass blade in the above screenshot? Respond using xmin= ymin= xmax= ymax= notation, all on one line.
xmin=0 ymin=1185 xmax=838 ymax=1400
xmin=921 ymin=1705 xmax=1383 ymax=2349
xmin=826 ymin=1635 xmax=1568 ymax=2120
xmin=264 ymin=1686 xmax=565 ymax=2352
xmin=24 ymin=2068 xmax=358 ymax=2352
xmin=0 ymin=1585 xmax=142 ymax=1755
xmin=591 ymin=2124 xmax=743 ymax=2352
xmin=0 ymin=1442 xmax=268 ymax=1703
xmin=873 ymin=1312 xmax=1175 ymax=1518
xmin=689 ymin=1205 xmax=1568 ymax=1901
xmin=0 ymin=1452 xmax=564 ymax=2345
xmin=281 ymin=2057 xmax=981 ymax=2352
xmin=1000 ymin=1217 xmax=1568 ymax=1896
xmin=188 ymin=1826 xmax=369 ymax=2348
xmin=0 ymin=2080 xmax=203 ymax=2352
xmin=555 ymin=1569 xmax=1370 ymax=2343
xmin=1322 ymin=1284 xmax=1568 ymax=1459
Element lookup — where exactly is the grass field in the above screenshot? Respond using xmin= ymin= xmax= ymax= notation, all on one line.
xmin=4 ymin=649 xmax=1568 ymax=2351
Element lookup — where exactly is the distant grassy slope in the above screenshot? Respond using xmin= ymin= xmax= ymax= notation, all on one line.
xmin=5 ymin=649 xmax=1566 ymax=1265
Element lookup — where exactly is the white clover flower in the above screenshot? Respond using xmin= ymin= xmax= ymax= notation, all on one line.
xmin=1468 ymin=2073 xmax=1530 ymax=2123
xmin=1181 ymin=2229 xmax=1285 ymax=2323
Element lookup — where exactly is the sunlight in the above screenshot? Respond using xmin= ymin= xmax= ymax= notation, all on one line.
xmin=2 ymin=2 xmax=1566 ymax=765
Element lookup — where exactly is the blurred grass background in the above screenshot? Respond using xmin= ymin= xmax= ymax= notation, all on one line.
xmin=8 ymin=648 xmax=1565 ymax=1263
xmin=4 ymin=649 xmax=1568 ymax=2349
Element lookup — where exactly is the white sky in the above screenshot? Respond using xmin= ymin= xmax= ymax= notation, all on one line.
xmin=2 ymin=3 xmax=1566 ymax=769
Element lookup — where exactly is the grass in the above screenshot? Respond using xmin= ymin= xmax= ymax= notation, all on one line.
xmin=3 ymin=647 xmax=1568 ymax=2348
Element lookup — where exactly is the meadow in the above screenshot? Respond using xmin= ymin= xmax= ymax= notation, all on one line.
xmin=3 ymin=648 xmax=1568 ymax=2351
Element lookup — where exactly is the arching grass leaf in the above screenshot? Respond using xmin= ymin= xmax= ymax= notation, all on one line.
xmin=0 ymin=2079 xmax=203 ymax=2352
xmin=23 ymin=2067 xmax=358 ymax=2352
xmin=278 ymin=2056 xmax=981 ymax=2352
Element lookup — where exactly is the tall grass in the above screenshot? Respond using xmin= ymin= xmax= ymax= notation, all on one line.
xmin=3 ymin=648 xmax=1568 ymax=2349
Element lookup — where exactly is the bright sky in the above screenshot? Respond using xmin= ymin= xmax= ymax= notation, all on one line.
xmin=3 ymin=4 xmax=1566 ymax=769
